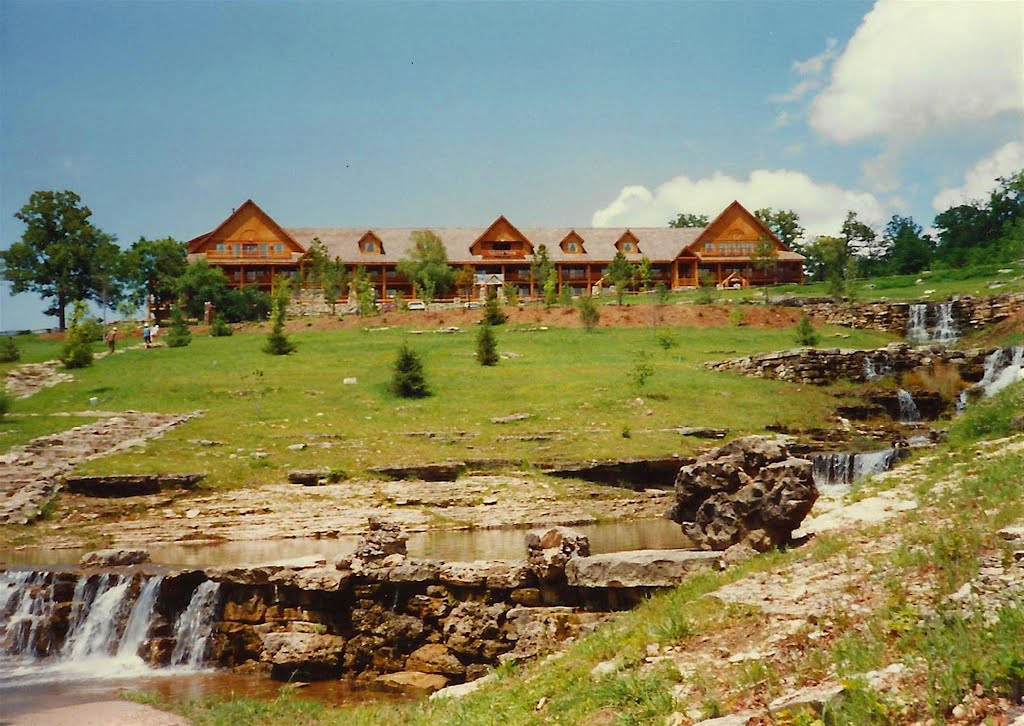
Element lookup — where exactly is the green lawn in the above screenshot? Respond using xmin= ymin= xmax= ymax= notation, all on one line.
xmin=5 ymin=322 xmax=892 ymax=489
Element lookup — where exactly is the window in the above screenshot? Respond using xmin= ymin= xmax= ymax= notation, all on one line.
xmin=622 ymin=241 xmax=634 ymax=252
xmin=274 ymin=243 xmax=284 ymax=253
xmin=566 ymin=242 xmax=578 ymax=253
xmin=259 ymin=244 xmax=268 ymax=256
xmin=492 ymin=242 xmax=512 ymax=251
xmin=215 ymin=243 xmax=225 ymax=253
xmin=363 ymin=240 xmax=376 ymax=253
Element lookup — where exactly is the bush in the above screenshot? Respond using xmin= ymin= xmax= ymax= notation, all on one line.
xmin=630 ymin=349 xmax=654 ymax=390
xmin=165 ymin=306 xmax=192 ymax=348
xmin=482 ymin=287 xmax=507 ymax=326
xmin=558 ymin=283 xmax=574 ymax=306
xmin=655 ymin=329 xmax=677 ymax=350
xmin=476 ymin=324 xmax=499 ymax=366
xmin=0 ymin=337 xmax=20 ymax=362
xmin=390 ymin=343 xmax=430 ymax=398
xmin=263 ymin=289 xmax=296 ymax=355
xmin=0 ymin=391 xmax=10 ymax=418
xmin=222 ymin=286 xmax=271 ymax=323
xmin=502 ymin=283 xmax=518 ymax=307
xmin=654 ymin=282 xmax=670 ymax=307
xmin=209 ymin=315 xmax=233 ymax=337
xmin=578 ymin=295 xmax=600 ymax=331
xmin=695 ymin=271 xmax=718 ymax=304
xmin=794 ymin=313 xmax=819 ymax=346
xmin=60 ymin=301 xmax=95 ymax=369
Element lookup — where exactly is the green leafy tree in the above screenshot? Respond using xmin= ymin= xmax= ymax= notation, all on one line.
xmin=558 ymin=280 xmax=574 ymax=306
xmin=530 ymin=244 xmax=554 ymax=300
xmin=176 ymin=259 xmax=230 ymax=319
xmin=805 ymin=235 xmax=856 ymax=296
xmin=841 ymin=211 xmax=881 ymax=263
xmin=635 ymin=256 xmax=653 ymax=291
xmin=794 ymin=313 xmax=820 ymax=346
xmin=695 ymin=271 xmax=718 ymax=304
xmin=164 ymin=305 xmax=192 ymax=348
xmin=476 ymin=324 xmax=499 ymax=366
xmin=543 ymin=269 xmax=558 ymax=309
xmin=578 ymin=294 xmax=600 ymax=331
xmin=351 ymin=266 xmax=377 ymax=316
xmin=653 ymin=281 xmax=670 ymax=307
xmin=750 ymin=237 xmax=778 ymax=303
xmin=60 ymin=301 xmax=95 ymax=368
xmin=397 ymin=230 xmax=454 ymax=303
xmin=482 ymin=286 xmax=508 ymax=325
xmin=2 ymin=191 xmax=126 ymax=330
xmin=502 ymin=282 xmax=518 ymax=307
xmin=263 ymin=282 xmax=296 ymax=355
xmin=389 ymin=343 xmax=430 ymax=398
xmin=125 ymin=236 xmax=187 ymax=322
xmin=884 ymin=215 xmax=934 ymax=274
xmin=629 ymin=349 xmax=654 ymax=390
xmin=668 ymin=213 xmax=709 ymax=228
xmin=321 ymin=260 xmax=349 ymax=315
xmin=221 ymin=286 xmax=271 ymax=323
xmin=606 ymin=251 xmax=633 ymax=305
xmin=209 ymin=315 xmax=233 ymax=337
xmin=754 ymin=208 xmax=805 ymax=252
xmin=0 ymin=336 xmax=20 ymax=363
xmin=933 ymin=170 xmax=1024 ymax=266
xmin=455 ymin=264 xmax=476 ymax=299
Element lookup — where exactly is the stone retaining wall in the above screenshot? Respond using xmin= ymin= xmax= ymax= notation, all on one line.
xmin=705 ymin=343 xmax=998 ymax=386
xmin=799 ymin=293 xmax=1023 ymax=335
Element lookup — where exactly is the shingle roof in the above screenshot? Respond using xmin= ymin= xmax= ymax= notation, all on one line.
xmin=285 ymin=226 xmax=706 ymax=264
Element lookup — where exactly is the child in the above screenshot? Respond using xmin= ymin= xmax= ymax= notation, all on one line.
xmin=104 ymin=326 xmax=118 ymax=354
xmin=143 ymin=324 xmax=152 ymax=348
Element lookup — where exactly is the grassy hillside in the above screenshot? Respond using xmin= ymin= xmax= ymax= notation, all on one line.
xmin=3 ymin=322 xmax=892 ymax=488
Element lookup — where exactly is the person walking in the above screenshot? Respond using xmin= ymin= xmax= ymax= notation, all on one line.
xmin=143 ymin=323 xmax=152 ymax=348
xmin=104 ymin=326 xmax=118 ymax=355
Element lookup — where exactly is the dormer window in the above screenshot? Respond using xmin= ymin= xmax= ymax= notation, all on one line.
xmin=622 ymin=241 xmax=634 ymax=252
xmin=560 ymin=231 xmax=587 ymax=254
xmin=363 ymin=240 xmax=375 ymax=253
xmin=567 ymin=242 xmax=579 ymax=253
xmin=357 ymin=232 xmax=385 ymax=255
xmin=615 ymin=231 xmax=641 ymax=254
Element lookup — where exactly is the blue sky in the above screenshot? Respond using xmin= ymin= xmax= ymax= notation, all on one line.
xmin=2 ymin=0 xmax=1021 ymax=330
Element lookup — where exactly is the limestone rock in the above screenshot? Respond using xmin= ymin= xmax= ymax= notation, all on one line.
xmin=79 ymin=548 xmax=151 ymax=567
xmin=525 ymin=526 xmax=590 ymax=583
xmin=564 ymin=550 xmax=722 ymax=588
xmin=353 ymin=518 xmax=408 ymax=561
xmin=259 ymin=632 xmax=347 ymax=680
xmin=405 ymin=644 xmax=466 ymax=676
xmin=439 ymin=560 xmax=532 ymax=588
xmin=670 ymin=436 xmax=817 ymax=552
xmin=429 ymin=673 xmax=496 ymax=700
xmin=768 ymin=682 xmax=845 ymax=715
xmin=375 ymin=670 xmax=449 ymax=693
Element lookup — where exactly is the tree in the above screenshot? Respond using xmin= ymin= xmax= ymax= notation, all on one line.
xmin=805 ymin=235 xmax=857 ymax=298
xmin=176 ymin=260 xmax=230 ymax=319
xmin=668 ymin=213 xmax=709 ymax=228
xmin=530 ymin=244 xmax=554 ymax=300
xmin=263 ymin=282 xmax=296 ymax=355
xmin=60 ymin=301 xmax=95 ymax=368
xmin=543 ymin=269 xmax=558 ymax=309
xmin=482 ymin=285 xmax=507 ymax=325
xmin=389 ymin=343 xmax=429 ymax=398
xmin=754 ymin=208 xmax=805 ymax=252
xmin=606 ymin=251 xmax=633 ymax=305
xmin=125 ymin=237 xmax=186 ymax=322
xmin=841 ymin=211 xmax=881 ymax=262
xmin=320 ymin=260 xmax=349 ymax=315
xmin=933 ymin=170 xmax=1024 ymax=266
xmin=2 ymin=191 xmax=126 ymax=330
xmin=629 ymin=349 xmax=654 ymax=390
xmin=455 ymin=264 xmax=476 ymax=299
xmin=476 ymin=324 xmax=499 ymax=366
xmin=351 ymin=266 xmax=377 ymax=315
xmin=502 ymin=282 xmax=518 ymax=307
xmin=695 ymin=271 xmax=718 ymax=304
xmin=883 ymin=215 xmax=934 ymax=274
xmin=794 ymin=313 xmax=819 ymax=347
xmin=0 ymin=336 xmax=19 ymax=362
xmin=165 ymin=305 xmax=192 ymax=348
xmin=558 ymin=280 xmax=574 ymax=306
xmin=397 ymin=230 xmax=454 ymax=303
xmin=750 ymin=237 xmax=778 ymax=303
xmin=578 ymin=294 xmax=600 ymax=331
xmin=635 ymin=256 xmax=653 ymax=292
xmin=209 ymin=315 xmax=233 ymax=337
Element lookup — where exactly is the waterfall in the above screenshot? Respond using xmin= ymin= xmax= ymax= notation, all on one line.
xmin=66 ymin=576 xmax=133 ymax=659
xmin=907 ymin=304 xmax=929 ymax=344
xmin=170 ymin=581 xmax=221 ymax=669
xmin=897 ymin=388 xmax=921 ymax=423
xmin=116 ymin=575 xmax=163 ymax=658
xmin=812 ymin=448 xmax=903 ymax=489
xmin=933 ymin=303 xmax=960 ymax=344
xmin=977 ymin=346 xmax=1024 ymax=397
xmin=1 ymin=571 xmax=53 ymax=656
xmin=863 ymin=356 xmax=877 ymax=380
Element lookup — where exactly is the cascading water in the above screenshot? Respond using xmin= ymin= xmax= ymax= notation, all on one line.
xmin=0 ymin=571 xmax=218 ymax=688
xmin=170 ymin=580 xmax=222 ymax=669
xmin=812 ymin=448 xmax=904 ymax=490
xmin=897 ymin=388 xmax=921 ymax=423
xmin=906 ymin=304 xmax=929 ymax=344
xmin=977 ymin=346 xmax=1024 ymax=397
xmin=932 ymin=302 xmax=960 ymax=344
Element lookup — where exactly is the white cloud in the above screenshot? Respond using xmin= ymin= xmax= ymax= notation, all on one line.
xmin=931 ymin=141 xmax=1024 ymax=211
xmin=771 ymin=38 xmax=839 ymax=104
xmin=592 ymin=169 xmax=886 ymax=238
xmin=810 ymin=0 xmax=1024 ymax=143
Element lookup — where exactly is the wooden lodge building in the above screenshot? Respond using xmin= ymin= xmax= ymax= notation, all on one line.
xmin=186 ymin=199 xmax=804 ymax=300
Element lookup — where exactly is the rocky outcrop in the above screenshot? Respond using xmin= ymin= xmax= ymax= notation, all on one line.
xmin=80 ymin=548 xmax=152 ymax=567
xmin=564 ymin=550 xmax=722 ymax=587
xmin=368 ymin=462 xmax=467 ymax=481
xmin=259 ymin=632 xmax=348 ymax=680
xmin=542 ymin=456 xmax=689 ymax=488
xmin=669 ymin=436 xmax=817 ymax=552
xmin=796 ymin=293 xmax=1023 ymax=335
xmin=65 ymin=473 xmax=204 ymax=497
xmin=526 ymin=526 xmax=591 ymax=583
xmin=706 ymin=343 xmax=1001 ymax=386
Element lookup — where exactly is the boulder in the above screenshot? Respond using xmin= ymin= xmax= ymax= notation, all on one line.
xmin=287 ymin=469 xmax=330 ymax=485
xmin=525 ymin=527 xmax=590 ymax=583
xmin=669 ymin=436 xmax=817 ymax=552
xmin=405 ymin=643 xmax=466 ymax=676
xmin=368 ymin=462 xmax=466 ymax=481
xmin=353 ymin=518 xmax=408 ymax=561
xmin=564 ymin=550 xmax=722 ymax=588
xmin=439 ymin=560 xmax=533 ymax=589
xmin=79 ymin=548 xmax=151 ymax=567
xmin=259 ymin=632 xmax=347 ymax=680
xmin=375 ymin=670 xmax=449 ymax=693
xmin=65 ymin=473 xmax=203 ymax=497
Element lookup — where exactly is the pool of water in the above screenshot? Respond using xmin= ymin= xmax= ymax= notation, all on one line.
xmin=3 ymin=518 xmax=692 ymax=568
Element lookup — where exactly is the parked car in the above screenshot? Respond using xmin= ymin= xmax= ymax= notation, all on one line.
xmin=407 ymin=300 xmax=427 ymax=311
xmin=462 ymin=301 xmax=481 ymax=309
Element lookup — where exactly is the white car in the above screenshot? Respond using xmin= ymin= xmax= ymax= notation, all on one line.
xmin=407 ymin=300 xmax=427 ymax=311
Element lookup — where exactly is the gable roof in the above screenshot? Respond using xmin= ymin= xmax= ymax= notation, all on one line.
xmin=186 ymin=199 xmax=306 ymax=255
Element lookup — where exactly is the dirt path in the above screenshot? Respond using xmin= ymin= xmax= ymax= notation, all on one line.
xmin=0 ymin=411 xmax=201 ymax=525
xmin=9 ymin=700 xmax=191 ymax=726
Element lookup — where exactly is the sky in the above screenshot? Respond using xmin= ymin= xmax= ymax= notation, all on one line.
xmin=1 ymin=0 xmax=1022 ymax=330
